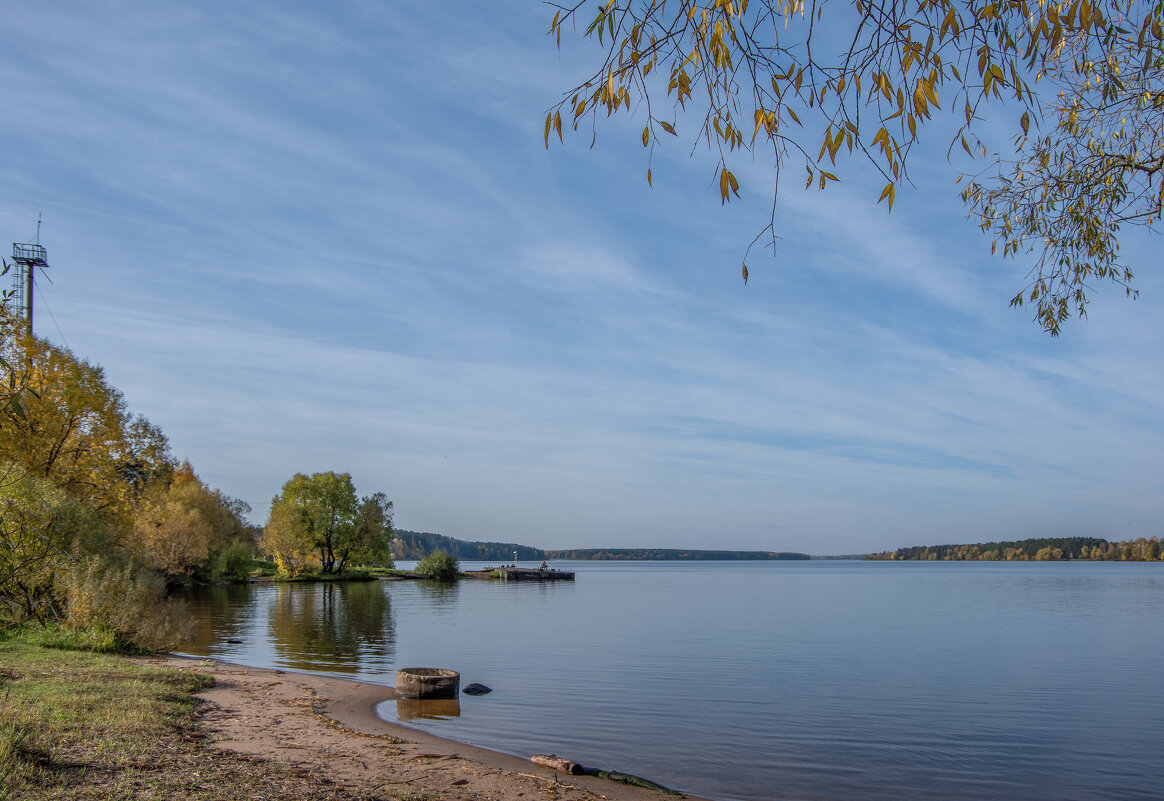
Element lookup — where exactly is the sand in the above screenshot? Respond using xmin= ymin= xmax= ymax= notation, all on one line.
xmin=145 ymin=655 xmax=706 ymax=801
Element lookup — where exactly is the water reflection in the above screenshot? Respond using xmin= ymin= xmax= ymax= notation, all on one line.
xmin=265 ymin=582 xmax=396 ymax=675
xmin=396 ymin=697 xmax=461 ymax=720
xmin=179 ymin=563 xmax=1164 ymax=801
xmin=415 ymin=580 xmax=462 ymax=611
xmin=183 ymin=583 xmax=257 ymax=647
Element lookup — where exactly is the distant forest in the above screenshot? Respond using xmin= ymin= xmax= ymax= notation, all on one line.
xmin=868 ymin=536 xmax=1162 ymax=561
xmin=391 ymin=530 xmax=543 ymax=561
xmin=543 ymin=548 xmax=811 ymax=560
xmin=390 ymin=532 xmax=811 ymax=562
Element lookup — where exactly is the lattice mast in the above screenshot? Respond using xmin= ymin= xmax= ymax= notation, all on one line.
xmin=11 ymin=217 xmax=49 ymax=334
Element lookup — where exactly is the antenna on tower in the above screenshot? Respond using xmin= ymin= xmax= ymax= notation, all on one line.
xmin=11 ymin=215 xmax=50 ymax=335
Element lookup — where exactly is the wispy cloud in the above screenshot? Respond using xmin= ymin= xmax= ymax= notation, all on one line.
xmin=2 ymin=0 xmax=1160 ymax=554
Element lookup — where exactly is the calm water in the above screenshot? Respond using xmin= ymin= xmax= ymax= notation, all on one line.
xmin=179 ymin=561 xmax=1164 ymax=801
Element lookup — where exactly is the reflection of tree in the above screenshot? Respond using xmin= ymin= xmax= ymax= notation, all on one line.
xmin=180 ymin=583 xmax=256 ymax=651
xmin=417 ymin=579 xmax=461 ymax=612
xmin=266 ymin=581 xmax=396 ymax=675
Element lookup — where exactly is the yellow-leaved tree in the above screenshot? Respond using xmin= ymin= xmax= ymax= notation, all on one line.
xmin=547 ymin=0 xmax=1164 ymax=333
xmin=0 ymin=318 xmax=173 ymax=529
xmin=128 ymin=461 xmax=254 ymax=579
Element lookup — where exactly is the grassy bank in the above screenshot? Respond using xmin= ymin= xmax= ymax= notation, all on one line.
xmin=0 ymin=631 xmax=385 ymax=800
xmin=247 ymin=559 xmax=409 ymax=582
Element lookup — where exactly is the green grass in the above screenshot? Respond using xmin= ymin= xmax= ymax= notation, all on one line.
xmin=248 ymin=558 xmax=280 ymax=578
xmin=270 ymin=565 xmax=404 ymax=582
xmin=0 ymin=628 xmax=393 ymax=799
xmin=0 ymin=631 xmax=212 ymax=798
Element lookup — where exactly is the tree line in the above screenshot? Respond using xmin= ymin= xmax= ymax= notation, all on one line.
xmin=868 ymin=536 xmax=1162 ymax=561
xmin=1 ymin=312 xmax=258 ymax=649
xmin=387 ymin=534 xmax=816 ymax=562
xmin=390 ymin=530 xmax=542 ymax=562
xmin=1 ymin=308 xmax=397 ymax=649
xmin=543 ymin=548 xmax=811 ymax=561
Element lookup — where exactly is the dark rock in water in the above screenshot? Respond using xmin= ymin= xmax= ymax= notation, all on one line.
xmin=463 ymin=683 xmax=492 ymax=695
xmin=225 ymin=639 xmax=244 ymax=644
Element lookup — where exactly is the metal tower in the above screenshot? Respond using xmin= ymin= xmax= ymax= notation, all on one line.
xmin=11 ymin=225 xmax=49 ymax=334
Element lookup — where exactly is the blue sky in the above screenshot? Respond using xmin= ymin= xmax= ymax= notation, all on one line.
xmin=2 ymin=1 xmax=1161 ymax=554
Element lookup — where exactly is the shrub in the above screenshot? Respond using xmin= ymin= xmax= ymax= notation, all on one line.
xmin=415 ymin=550 xmax=459 ymax=582
xmin=215 ymin=540 xmax=253 ymax=582
xmin=0 ymin=464 xmax=109 ymax=627
xmin=56 ymin=556 xmax=191 ymax=653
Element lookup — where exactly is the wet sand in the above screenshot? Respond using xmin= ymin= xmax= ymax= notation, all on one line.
xmin=146 ymin=654 xmax=707 ymax=801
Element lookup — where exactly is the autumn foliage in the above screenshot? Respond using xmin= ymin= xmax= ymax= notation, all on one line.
xmin=548 ymin=0 xmax=1164 ymax=330
xmin=0 ymin=312 xmax=254 ymax=648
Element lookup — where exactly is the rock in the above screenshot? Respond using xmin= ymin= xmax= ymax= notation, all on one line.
xmin=463 ymin=683 xmax=492 ymax=696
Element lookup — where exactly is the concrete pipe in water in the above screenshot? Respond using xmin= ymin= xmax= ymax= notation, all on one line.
xmin=395 ymin=667 xmax=460 ymax=699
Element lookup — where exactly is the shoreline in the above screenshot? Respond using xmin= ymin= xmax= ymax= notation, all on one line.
xmin=148 ymin=653 xmax=706 ymax=801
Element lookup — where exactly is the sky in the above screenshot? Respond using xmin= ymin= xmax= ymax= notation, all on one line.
xmin=1 ymin=1 xmax=1161 ymax=555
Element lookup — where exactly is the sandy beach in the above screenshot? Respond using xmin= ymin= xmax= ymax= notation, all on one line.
xmin=145 ymin=654 xmax=707 ymax=801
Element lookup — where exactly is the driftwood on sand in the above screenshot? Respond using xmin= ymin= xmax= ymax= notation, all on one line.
xmin=531 ymin=754 xmax=584 ymax=775
xmin=531 ymin=754 xmax=683 ymax=795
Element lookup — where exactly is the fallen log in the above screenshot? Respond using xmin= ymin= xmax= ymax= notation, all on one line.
xmin=531 ymin=754 xmax=583 ymax=775
xmin=530 ymin=754 xmax=682 ymax=795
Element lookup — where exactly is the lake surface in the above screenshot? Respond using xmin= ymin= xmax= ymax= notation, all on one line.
xmin=178 ymin=560 xmax=1164 ymax=801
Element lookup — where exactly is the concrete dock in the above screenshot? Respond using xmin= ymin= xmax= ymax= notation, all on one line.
xmin=462 ymin=567 xmax=575 ymax=582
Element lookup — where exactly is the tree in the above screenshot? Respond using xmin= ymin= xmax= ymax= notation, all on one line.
xmin=264 ymin=472 xmax=394 ymax=575
xmin=0 ymin=285 xmax=29 ymax=428
xmin=127 ymin=462 xmax=253 ymax=580
xmin=0 ymin=322 xmax=173 ymax=528
xmin=547 ymin=0 xmax=1164 ymax=333
xmin=0 ymin=464 xmax=108 ymax=625
xmin=415 ymin=550 xmax=460 ymax=582
xmin=344 ymin=492 xmax=394 ymax=572
xmin=263 ymin=491 xmax=318 ymax=576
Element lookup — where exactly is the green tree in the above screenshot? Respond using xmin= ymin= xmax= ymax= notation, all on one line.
xmin=264 ymin=473 xmax=394 ymax=575
xmin=0 ymin=464 xmax=109 ymax=625
xmin=548 ymin=0 xmax=1164 ymax=332
xmin=415 ymin=550 xmax=460 ymax=581
xmin=343 ymin=492 xmax=394 ymax=571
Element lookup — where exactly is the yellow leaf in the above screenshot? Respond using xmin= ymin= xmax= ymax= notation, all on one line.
xmin=647 ymin=168 xmax=652 ymax=187
xmin=922 ymin=80 xmax=939 ymax=106
xmin=544 ymin=113 xmax=552 ymax=148
xmin=660 ymin=121 xmax=677 ymax=135
xmin=719 ymin=168 xmax=730 ymax=203
xmin=877 ymin=182 xmax=896 ymax=210
xmin=742 ymin=263 xmax=749 ymax=284
xmin=643 ymin=126 xmax=650 ymax=147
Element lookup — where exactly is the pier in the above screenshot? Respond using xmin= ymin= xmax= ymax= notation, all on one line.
xmin=462 ymin=567 xmax=575 ymax=582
